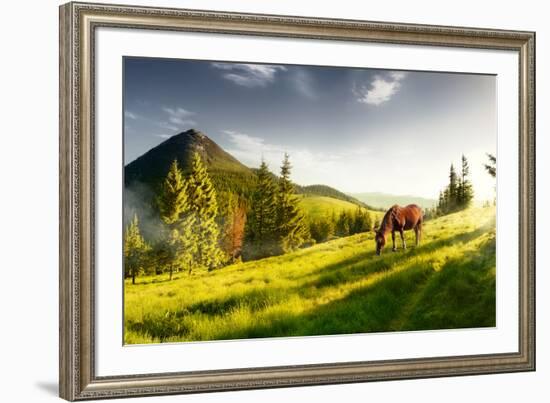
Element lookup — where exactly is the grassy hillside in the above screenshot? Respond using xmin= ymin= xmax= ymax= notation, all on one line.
xmin=350 ymin=192 xmax=437 ymax=210
xmin=297 ymin=184 xmax=370 ymax=208
xmin=125 ymin=206 xmax=496 ymax=344
xmin=298 ymin=195 xmax=382 ymax=222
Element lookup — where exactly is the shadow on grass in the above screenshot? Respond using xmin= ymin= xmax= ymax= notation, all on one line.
xmin=399 ymin=235 xmax=496 ymax=331
xmin=218 ymin=234 xmax=496 ymax=340
xmin=300 ymin=220 xmax=495 ymax=292
xmin=126 ymin=286 xmax=293 ymax=341
xmin=127 ymin=216 xmax=495 ymax=342
xmin=186 ymin=287 xmax=288 ymax=315
xmin=129 ymin=274 xmax=187 ymax=286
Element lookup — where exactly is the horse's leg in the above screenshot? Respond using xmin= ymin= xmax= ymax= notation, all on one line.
xmin=399 ymin=228 xmax=406 ymax=250
xmin=392 ymin=230 xmax=396 ymax=251
xmin=415 ymin=222 xmax=422 ymax=246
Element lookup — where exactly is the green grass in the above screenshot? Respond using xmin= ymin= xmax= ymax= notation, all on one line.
xmin=124 ymin=206 xmax=496 ymax=344
xmin=298 ymin=195 xmax=383 ymax=221
xmin=350 ymin=192 xmax=437 ymax=210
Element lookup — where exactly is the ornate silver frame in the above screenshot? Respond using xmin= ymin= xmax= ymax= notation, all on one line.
xmin=59 ymin=2 xmax=535 ymax=400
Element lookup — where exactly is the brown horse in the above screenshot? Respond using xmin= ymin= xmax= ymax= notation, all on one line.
xmin=374 ymin=204 xmax=423 ymax=255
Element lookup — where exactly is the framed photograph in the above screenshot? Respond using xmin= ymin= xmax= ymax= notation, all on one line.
xmin=59 ymin=2 xmax=535 ymax=400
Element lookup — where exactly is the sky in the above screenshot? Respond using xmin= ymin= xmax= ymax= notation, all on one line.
xmin=124 ymin=57 xmax=497 ymax=201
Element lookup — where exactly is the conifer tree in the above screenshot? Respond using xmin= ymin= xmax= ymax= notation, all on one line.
xmin=157 ymin=160 xmax=196 ymax=279
xmin=484 ymin=153 xmax=496 ymax=204
xmin=308 ymin=220 xmax=320 ymax=243
xmin=275 ymin=154 xmax=309 ymax=252
xmin=186 ymin=152 xmax=224 ymax=271
xmin=448 ymin=164 xmax=458 ymax=209
xmin=436 ymin=155 xmax=475 ymax=215
xmin=219 ymin=193 xmax=247 ymax=262
xmin=438 ymin=191 xmax=445 ymax=215
xmin=228 ymin=202 xmax=247 ymax=260
xmin=309 ymin=216 xmax=333 ymax=243
xmin=158 ymin=160 xmax=188 ymax=225
xmin=457 ymin=177 xmax=464 ymax=205
xmin=484 ymin=153 xmax=496 ymax=178
xmin=351 ymin=207 xmax=372 ymax=234
xmin=124 ymin=214 xmax=149 ymax=284
xmin=335 ymin=211 xmax=350 ymax=237
xmin=245 ymin=160 xmax=277 ymax=259
xmin=460 ymin=154 xmax=474 ymax=207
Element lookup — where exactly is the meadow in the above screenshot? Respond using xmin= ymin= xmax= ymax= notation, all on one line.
xmin=298 ymin=195 xmax=383 ymax=221
xmin=124 ymin=206 xmax=496 ymax=344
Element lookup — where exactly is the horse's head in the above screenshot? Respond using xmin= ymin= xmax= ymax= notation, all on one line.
xmin=374 ymin=229 xmax=386 ymax=255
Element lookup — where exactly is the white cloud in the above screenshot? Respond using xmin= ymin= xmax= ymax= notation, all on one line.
xmin=292 ymin=69 xmax=316 ymax=99
xmin=212 ymin=63 xmax=287 ymax=88
xmin=355 ymin=71 xmax=408 ymax=106
xmin=223 ymin=130 xmax=343 ymax=185
xmin=124 ymin=110 xmax=137 ymax=119
xmin=389 ymin=71 xmax=407 ymax=81
xmin=124 ymin=111 xmax=136 ymax=133
xmin=224 ymin=131 xmax=267 ymax=153
xmin=162 ymin=107 xmax=196 ymax=125
xmin=159 ymin=106 xmax=197 ymax=132
xmin=155 ymin=133 xmax=175 ymax=139
xmin=159 ymin=122 xmax=181 ymax=131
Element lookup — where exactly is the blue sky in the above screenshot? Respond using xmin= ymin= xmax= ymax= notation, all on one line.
xmin=124 ymin=57 xmax=496 ymax=200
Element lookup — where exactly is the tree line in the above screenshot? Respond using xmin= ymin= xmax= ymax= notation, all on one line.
xmin=125 ymin=153 xmax=225 ymax=283
xmin=309 ymin=208 xmax=372 ymax=244
xmin=436 ymin=154 xmax=474 ymax=215
xmin=124 ymin=152 xmax=374 ymax=283
xmin=243 ymin=155 xmax=309 ymax=260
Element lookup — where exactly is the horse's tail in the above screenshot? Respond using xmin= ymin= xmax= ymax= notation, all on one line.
xmin=417 ymin=207 xmax=423 ymax=243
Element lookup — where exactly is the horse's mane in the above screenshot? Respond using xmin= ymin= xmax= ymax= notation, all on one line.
xmin=379 ymin=205 xmax=399 ymax=234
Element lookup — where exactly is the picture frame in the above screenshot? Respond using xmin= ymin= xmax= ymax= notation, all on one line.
xmin=59 ymin=2 xmax=535 ymax=400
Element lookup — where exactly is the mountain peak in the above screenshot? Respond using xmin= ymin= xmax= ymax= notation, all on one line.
xmin=181 ymin=128 xmax=204 ymax=138
xmin=125 ymin=129 xmax=256 ymax=194
xmin=163 ymin=128 xmax=204 ymax=143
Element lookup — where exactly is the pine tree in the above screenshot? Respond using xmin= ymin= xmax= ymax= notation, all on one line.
xmin=219 ymin=193 xmax=247 ymax=262
xmin=448 ymin=164 xmax=458 ymax=209
xmin=229 ymin=202 xmax=247 ymax=260
xmin=157 ymin=160 xmax=196 ymax=279
xmin=443 ymin=188 xmax=450 ymax=210
xmin=308 ymin=220 xmax=320 ymax=243
xmin=457 ymin=176 xmax=464 ymax=206
xmin=309 ymin=216 xmax=334 ymax=243
xmin=124 ymin=214 xmax=149 ymax=284
xmin=437 ymin=190 xmax=445 ymax=215
xmin=437 ymin=156 xmax=475 ymax=215
xmin=351 ymin=207 xmax=372 ymax=234
xmin=335 ymin=210 xmax=351 ymax=237
xmin=484 ymin=153 xmax=496 ymax=205
xmin=484 ymin=153 xmax=496 ymax=178
xmin=186 ymin=152 xmax=224 ymax=271
xmin=158 ymin=160 xmax=188 ymax=225
xmin=245 ymin=160 xmax=277 ymax=259
xmin=275 ymin=154 xmax=309 ymax=252
xmin=460 ymin=154 xmax=474 ymax=208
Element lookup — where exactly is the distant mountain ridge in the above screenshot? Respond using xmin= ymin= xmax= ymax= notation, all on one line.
xmin=297 ymin=184 xmax=371 ymax=209
xmin=350 ymin=192 xmax=436 ymax=210
xmin=124 ymin=129 xmax=364 ymax=208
